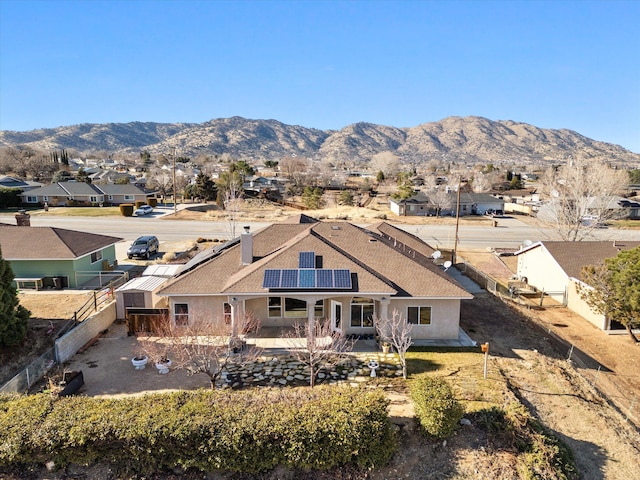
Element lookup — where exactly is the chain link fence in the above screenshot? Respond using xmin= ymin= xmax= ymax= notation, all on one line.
xmin=459 ymin=259 xmax=638 ymax=428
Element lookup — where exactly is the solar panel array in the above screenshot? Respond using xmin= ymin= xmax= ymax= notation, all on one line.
xmin=299 ymin=251 xmax=315 ymax=268
xmin=262 ymin=268 xmax=352 ymax=289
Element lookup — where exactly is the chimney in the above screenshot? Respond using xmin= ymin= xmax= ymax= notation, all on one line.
xmin=15 ymin=209 xmax=31 ymax=226
xmin=241 ymin=226 xmax=253 ymax=265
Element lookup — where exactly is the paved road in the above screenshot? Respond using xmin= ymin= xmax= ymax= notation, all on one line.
xmin=1 ymin=211 xmax=637 ymax=252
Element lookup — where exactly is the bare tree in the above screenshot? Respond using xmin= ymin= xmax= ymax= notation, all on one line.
xmin=147 ymin=168 xmax=173 ymax=200
xmin=428 ymin=188 xmax=454 ymax=217
xmin=218 ymin=171 xmax=244 ymax=239
xmin=369 ymin=151 xmax=400 ymax=178
xmin=539 ymin=156 xmax=628 ymax=241
xmin=136 ymin=312 xmax=262 ymax=389
xmin=374 ymin=309 xmax=413 ymax=379
xmin=284 ymin=319 xmax=354 ymax=387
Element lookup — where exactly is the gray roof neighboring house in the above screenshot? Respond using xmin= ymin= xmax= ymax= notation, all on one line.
xmin=0 ymin=176 xmax=43 ymax=190
xmin=0 ymin=225 xmax=122 ymax=260
xmin=97 ymin=184 xmax=148 ymax=196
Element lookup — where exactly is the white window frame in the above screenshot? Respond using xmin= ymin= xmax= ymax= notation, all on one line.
xmin=407 ymin=306 xmax=432 ymax=325
xmin=90 ymin=250 xmax=103 ymax=264
xmin=350 ymin=297 xmax=375 ymax=328
xmin=174 ymin=303 xmax=189 ymax=326
xmin=124 ymin=194 xmax=135 ymax=201
xmin=90 ymin=195 xmax=98 ymax=203
xmin=314 ymin=299 xmax=324 ymax=318
xmin=223 ymin=302 xmax=232 ymax=325
xmin=268 ymin=297 xmax=282 ymax=318
xmin=26 ymin=196 xmax=37 ymax=203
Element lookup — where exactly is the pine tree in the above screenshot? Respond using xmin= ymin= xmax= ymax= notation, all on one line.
xmin=0 ymin=247 xmax=30 ymax=347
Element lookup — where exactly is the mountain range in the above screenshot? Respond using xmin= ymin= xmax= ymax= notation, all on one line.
xmin=1 ymin=116 xmax=638 ymax=166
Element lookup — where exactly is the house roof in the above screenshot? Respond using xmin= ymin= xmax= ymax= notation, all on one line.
xmin=57 ymin=181 xmax=103 ymax=196
xmin=18 ymin=183 xmax=70 ymax=197
xmin=158 ymin=218 xmax=471 ymax=299
xmin=0 ymin=225 xmax=122 ymax=260
xmin=517 ymin=241 xmax=640 ymax=280
xmin=97 ymin=184 xmax=147 ymax=195
xmin=0 ymin=176 xmax=43 ymax=189
xmin=116 ymin=275 xmax=168 ymax=293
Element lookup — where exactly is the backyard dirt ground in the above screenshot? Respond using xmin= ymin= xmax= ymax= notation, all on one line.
xmin=3 ymin=204 xmax=640 ymax=479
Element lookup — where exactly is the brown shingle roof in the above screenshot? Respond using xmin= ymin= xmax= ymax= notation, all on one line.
xmin=524 ymin=241 xmax=640 ymax=279
xmin=159 ymin=219 xmax=471 ymax=299
xmin=0 ymin=226 xmax=122 ymax=259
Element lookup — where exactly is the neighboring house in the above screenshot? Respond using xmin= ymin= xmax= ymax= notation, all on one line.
xmin=19 ymin=181 xmax=151 ymax=206
xmin=389 ymin=191 xmax=504 ymax=216
xmin=157 ymin=215 xmax=473 ymax=341
xmin=0 ymin=212 xmax=123 ymax=289
xmin=98 ymin=184 xmax=151 ymax=205
xmin=0 ymin=175 xmax=43 ymax=192
xmin=514 ymin=241 xmax=640 ymax=331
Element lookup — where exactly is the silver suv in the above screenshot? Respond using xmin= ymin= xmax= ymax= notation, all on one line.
xmin=127 ymin=235 xmax=159 ymax=259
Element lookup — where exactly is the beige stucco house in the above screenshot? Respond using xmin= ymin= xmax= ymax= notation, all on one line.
xmin=515 ymin=241 xmax=640 ymax=331
xmin=157 ymin=215 xmax=473 ymax=341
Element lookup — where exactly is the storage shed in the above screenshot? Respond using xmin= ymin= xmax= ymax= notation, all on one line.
xmin=115 ymin=275 xmax=169 ymax=320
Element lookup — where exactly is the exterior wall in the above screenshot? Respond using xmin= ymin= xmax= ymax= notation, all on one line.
xmin=566 ymin=279 xmax=608 ymax=330
xmin=389 ymin=201 xmax=403 ymax=215
xmin=55 ymin=301 xmax=116 ymax=363
xmin=167 ymin=295 xmax=461 ymax=340
xmin=474 ymin=202 xmax=503 ymax=215
xmin=517 ymin=247 xmax=568 ymax=304
xmin=10 ymin=245 xmax=117 ymax=288
xmin=387 ymin=298 xmax=461 ymax=340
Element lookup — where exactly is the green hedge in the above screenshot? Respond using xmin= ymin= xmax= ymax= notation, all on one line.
xmin=410 ymin=375 xmax=464 ymax=438
xmin=0 ymin=387 xmax=396 ymax=475
xmin=147 ymin=197 xmax=158 ymax=207
xmin=119 ymin=203 xmax=134 ymax=216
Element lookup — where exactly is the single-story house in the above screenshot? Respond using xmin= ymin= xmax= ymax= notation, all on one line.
xmin=0 ymin=212 xmax=123 ymax=289
xmin=0 ymin=175 xmax=43 ymax=191
xmin=19 ymin=181 xmax=152 ymax=206
xmin=157 ymin=214 xmax=473 ymax=341
xmin=514 ymin=240 xmax=640 ymax=331
xmin=389 ymin=191 xmax=504 ymax=216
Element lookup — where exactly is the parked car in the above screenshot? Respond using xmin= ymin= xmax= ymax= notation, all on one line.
xmin=134 ymin=204 xmax=153 ymax=216
xmin=127 ymin=235 xmax=159 ymax=259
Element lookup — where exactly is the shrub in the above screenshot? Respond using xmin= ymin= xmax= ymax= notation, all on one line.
xmin=134 ymin=201 xmax=146 ymax=210
xmin=0 ymin=387 xmax=396 ymax=475
xmin=147 ymin=197 xmax=158 ymax=207
xmin=119 ymin=204 xmax=134 ymax=216
xmin=410 ymin=375 xmax=464 ymax=438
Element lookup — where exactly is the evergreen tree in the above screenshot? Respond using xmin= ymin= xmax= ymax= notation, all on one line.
xmin=0 ymin=247 xmax=30 ymax=347
xmin=76 ymin=167 xmax=91 ymax=184
xmin=193 ymin=172 xmax=218 ymax=201
xmin=302 ymin=186 xmax=324 ymax=209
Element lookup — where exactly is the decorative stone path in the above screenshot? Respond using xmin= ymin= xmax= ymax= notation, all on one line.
xmin=220 ymin=353 xmax=403 ymax=388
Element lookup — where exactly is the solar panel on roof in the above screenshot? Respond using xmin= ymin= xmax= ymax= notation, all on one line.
xmin=299 ymin=251 xmax=315 ymax=269
xmin=263 ymin=269 xmax=281 ymax=288
xmin=299 ymin=269 xmax=315 ymax=288
xmin=333 ymin=269 xmax=352 ymax=288
xmin=316 ymin=269 xmax=334 ymax=288
xmin=281 ymin=269 xmax=298 ymax=288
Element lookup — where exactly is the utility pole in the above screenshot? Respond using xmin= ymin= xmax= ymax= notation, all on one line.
xmin=452 ymin=176 xmax=461 ymax=264
xmin=173 ymin=147 xmax=177 ymax=215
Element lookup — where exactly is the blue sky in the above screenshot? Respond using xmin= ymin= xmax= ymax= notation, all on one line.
xmin=1 ymin=0 xmax=639 ymax=152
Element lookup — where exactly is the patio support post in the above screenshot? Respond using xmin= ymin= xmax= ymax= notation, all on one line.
xmin=230 ymin=297 xmax=240 ymax=339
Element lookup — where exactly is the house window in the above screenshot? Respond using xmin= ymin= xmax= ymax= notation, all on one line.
xmin=285 ymin=297 xmax=307 ymax=318
xmin=174 ymin=303 xmax=189 ymax=325
xmin=90 ymin=251 xmax=103 ymax=264
xmin=43 ymin=196 xmax=48 ymax=202
xmin=407 ymin=306 xmax=432 ymax=325
xmin=26 ymin=196 xmax=37 ymax=203
xmin=350 ymin=297 xmax=374 ymax=327
xmin=124 ymin=195 xmax=134 ymax=201
xmin=108 ymin=195 xmax=114 ymax=201
xmin=223 ymin=302 xmax=231 ymax=324
xmin=268 ymin=297 xmax=282 ymax=317
xmin=314 ymin=299 xmax=324 ymax=318
xmin=90 ymin=196 xmax=98 ymax=203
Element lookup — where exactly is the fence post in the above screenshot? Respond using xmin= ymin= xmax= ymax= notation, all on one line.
xmin=594 ymin=365 xmax=601 ymax=386
xmin=94 ymin=291 xmax=97 ymax=311
xmin=567 ymin=344 xmax=574 ymax=361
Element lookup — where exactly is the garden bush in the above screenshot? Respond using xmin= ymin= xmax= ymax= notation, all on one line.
xmin=0 ymin=386 xmax=396 ymax=476
xmin=134 ymin=200 xmax=146 ymax=210
xmin=147 ymin=197 xmax=158 ymax=207
xmin=410 ymin=374 xmax=464 ymax=438
xmin=119 ymin=203 xmax=134 ymax=216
